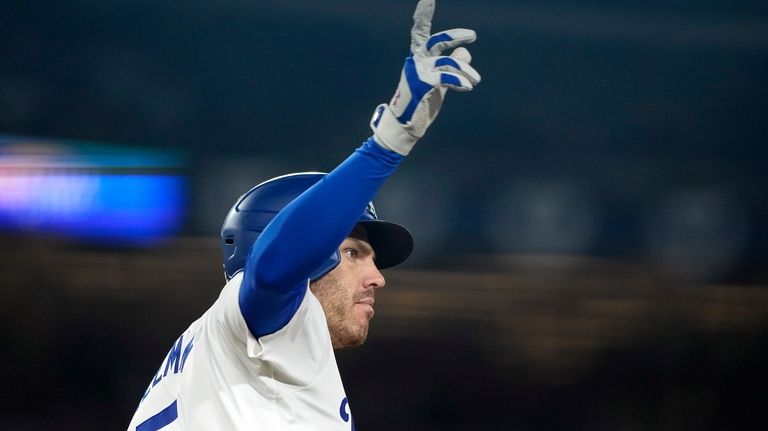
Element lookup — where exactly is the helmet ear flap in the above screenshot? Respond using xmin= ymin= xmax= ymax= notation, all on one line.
xmin=221 ymin=231 xmax=237 ymax=281
xmin=221 ymin=226 xmax=254 ymax=281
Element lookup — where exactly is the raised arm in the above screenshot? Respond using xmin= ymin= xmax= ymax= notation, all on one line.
xmin=237 ymin=0 xmax=481 ymax=338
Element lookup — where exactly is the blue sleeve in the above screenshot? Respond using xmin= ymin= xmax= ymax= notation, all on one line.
xmin=239 ymin=137 xmax=404 ymax=338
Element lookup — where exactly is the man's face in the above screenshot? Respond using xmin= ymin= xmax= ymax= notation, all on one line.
xmin=310 ymin=225 xmax=386 ymax=349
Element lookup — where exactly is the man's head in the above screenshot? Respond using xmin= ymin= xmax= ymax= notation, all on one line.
xmin=310 ymin=225 xmax=384 ymax=349
xmin=220 ymin=172 xmax=413 ymax=346
xmin=220 ymin=172 xmax=412 ymax=282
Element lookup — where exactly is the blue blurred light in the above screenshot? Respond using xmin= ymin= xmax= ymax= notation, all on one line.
xmin=0 ymin=135 xmax=186 ymax=245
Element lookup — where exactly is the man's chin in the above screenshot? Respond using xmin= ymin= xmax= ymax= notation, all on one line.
xmin=333 ymin=323 xmax=369 ymax=350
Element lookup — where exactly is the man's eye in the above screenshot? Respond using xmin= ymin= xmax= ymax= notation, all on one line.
xmin=344 ymin=248 xmax=358 ymax=258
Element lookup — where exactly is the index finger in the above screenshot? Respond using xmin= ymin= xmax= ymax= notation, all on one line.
xmin=410 ymin=0 xmax=435 ymax=56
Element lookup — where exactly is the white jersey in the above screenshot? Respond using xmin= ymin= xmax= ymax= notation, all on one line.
xmin=127 ymin=272 xmax=354 ymax=430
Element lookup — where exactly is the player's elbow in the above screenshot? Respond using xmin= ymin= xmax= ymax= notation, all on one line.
xmin=251 ymin=267 xmax=287 ymax=291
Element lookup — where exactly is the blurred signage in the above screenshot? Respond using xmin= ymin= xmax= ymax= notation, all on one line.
xmin=0 ymin=135 xmax=186 ymax=245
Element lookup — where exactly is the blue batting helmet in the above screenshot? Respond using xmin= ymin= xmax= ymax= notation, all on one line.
xmin=220 ymin=172 xmax=413 ymax=281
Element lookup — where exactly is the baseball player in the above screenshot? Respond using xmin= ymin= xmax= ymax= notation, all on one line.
xmin=127 ymin=1 xmax=480 ymax=429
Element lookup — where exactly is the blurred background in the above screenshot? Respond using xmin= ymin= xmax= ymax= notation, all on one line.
xmin=1 ymin=0 xmax=767 ymax=429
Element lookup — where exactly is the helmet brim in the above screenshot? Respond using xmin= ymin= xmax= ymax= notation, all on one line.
xmin=358 ymin=220 xmax=413 ymax=270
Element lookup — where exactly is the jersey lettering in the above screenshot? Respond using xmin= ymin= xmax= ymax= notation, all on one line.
xmin=339 ymin=397 xmax=350 ymax=422
xmin=339 ymin=397 xmax=356 ymax=430
xmin=141 ymin=334 xmax=195 ymax=403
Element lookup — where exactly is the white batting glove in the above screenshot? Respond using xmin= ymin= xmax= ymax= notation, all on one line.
xmin=370 ymin=0 xmax=481 ymax=156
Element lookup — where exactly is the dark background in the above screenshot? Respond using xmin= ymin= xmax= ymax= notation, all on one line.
xmin=1 ymin=0 xmax=767 ymax=429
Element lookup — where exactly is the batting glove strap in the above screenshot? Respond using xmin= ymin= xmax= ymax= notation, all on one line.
xmin=370 ymin=103 xmax=420 ymax=156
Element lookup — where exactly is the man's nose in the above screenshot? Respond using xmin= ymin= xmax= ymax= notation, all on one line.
xmin=366 ymin=260 xmax=386 ymax=290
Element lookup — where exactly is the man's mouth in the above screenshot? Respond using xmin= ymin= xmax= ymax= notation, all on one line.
xmin=355 ymin=298 xmax=375 ymax=317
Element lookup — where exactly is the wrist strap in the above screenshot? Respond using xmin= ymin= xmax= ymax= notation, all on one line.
xmin=370 ymin=103 xmax=419 ymax=156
